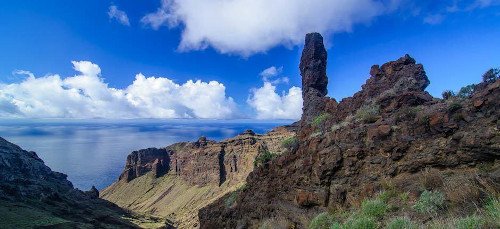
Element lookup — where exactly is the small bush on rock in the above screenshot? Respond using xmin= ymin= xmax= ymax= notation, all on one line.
xmin=253 ymin=151 xmax=277 ymax=167
xmin=413 ymin=190 xmax=445 ymax=215
xmin=344 ymin=215 xmax=377 ymax=229
xmin=482 ymin=68 xmax=500 ymax=83
xmin=313 ymin=113 xmax=331 ymax=127
xmin=442 ymin=90 xmax=455 ymax=100
xmin=361 ymin=198 xmax=388 ymax=218
xmin=457 ymin=84 xmax=476 ymax=99
xmin=485 ymin=197 xmax=499 ymax=226
xmin=447 ymin=102 xmax=463 ymax=113
xmin=355 ymin=104 xmax=380 ymax=124
xmin=454 ymin=215 xmax=484 ymax=229
xmin=308 ymin=212 xmax=337 ymax=229
xmin=385 ymin=217 xmax=417 ymax=229
xmin=281 ymin=136 xmax=299 ymax=151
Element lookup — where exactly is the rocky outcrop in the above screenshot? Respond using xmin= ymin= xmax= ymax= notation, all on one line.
xmin=0 ymin=137 xmax=164 ymax=228
xmin=300 ymin=33 xmax=329 ymax=123
xmin=198 ymin=33 xmax=500 ymax=228
xmin=119 ymin=148 xmax=170 ymax=182
xmin=101 ymin=126 xmax=296 ymax=228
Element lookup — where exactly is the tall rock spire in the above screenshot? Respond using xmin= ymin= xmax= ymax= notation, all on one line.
xmin=300 ymin=33 xmax=328 ymax=123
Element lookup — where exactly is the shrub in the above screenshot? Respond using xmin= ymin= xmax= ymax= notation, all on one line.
xmin=413 ymin=190 xmax=445 ymax=215
xmin=355 ymin=104 xmax=380 ymax=124
xmin=378 ymin=190 xmax=397 ymax=203
xmin=447 ymin=102 xmax=463 ymax=113
xmin=308 ymin=212 xmax=337 ymax=229
xmin=253 ymin=150 xmax=277 ymax=167
xmin=457 ymin=84 xmax=476 ymax=99
xmin=399 ymin=192 xmax=410 ymax=203
xmin=313 ymin=113 xmax=331 ymax=127
xmin=386 ymin=217 xmax=417 ymax=229
xmin=482 ymin=68 xmax=500 ymax=83
xmin=442 ymin=90 xmax=455 ymax=100
xmin=344 ymin=215 xmax=377 ymax=229
xmin=454 ymin=216 xmax=484 ymax=229
xmin=420 ymin=169 xmax=444 ymax=190
xmin=225 ymin=191 xmax=238 ymax=208
xmin=361 ymin=198 xmax=388 ymax=218
xmin=485 ymin=197 xmax=499 ymax=224
xmin=281 ymin=136 xmax=299 ymax=151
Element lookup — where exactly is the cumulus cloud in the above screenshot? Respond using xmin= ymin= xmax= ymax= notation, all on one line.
xmin=140 ymin=0 xmax=500 ymax=55
xmin=108 ymin=5 xmax=130 ymax=26
xmin=248 ymin=67 xmax=302 ymax=120
xmin=0 ymin=61 xmax=236 ymax=119
xmin=142 ymin=0 xmax=388 ymax=56
xmin=259 ymin=66 xmax=289 ymax=84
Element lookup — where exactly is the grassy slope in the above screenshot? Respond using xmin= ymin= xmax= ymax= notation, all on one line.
xmin=102 ymin=173 xmax=244 ymax=228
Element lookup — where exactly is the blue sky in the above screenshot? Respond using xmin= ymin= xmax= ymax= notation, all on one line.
xmin=0 ymin=0 xmax=499 ymax=120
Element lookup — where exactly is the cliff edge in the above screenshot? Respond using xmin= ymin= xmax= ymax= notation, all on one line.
xmin=198 ymin=33 xmax=500 ymax=228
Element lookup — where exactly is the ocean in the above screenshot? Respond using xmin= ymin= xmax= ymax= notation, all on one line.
xmin=0 ymin=119 xmax=292 ymax=191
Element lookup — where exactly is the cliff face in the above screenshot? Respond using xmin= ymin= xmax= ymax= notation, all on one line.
xmin=0 ymin=137 xmax=164 ymax=228
xmin=198 ymin=33 xmax=500 ymax=228
xmin=101 ymin=126 xmax=296 ymax=228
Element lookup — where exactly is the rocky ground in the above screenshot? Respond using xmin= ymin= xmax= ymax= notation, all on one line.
xmin=101 ymin=126 xmax=296 ymax=228
xmin=198 ymin=33 xmax=499 ymax=228
xmin=0 ymin=137 xmax=167 ymax=228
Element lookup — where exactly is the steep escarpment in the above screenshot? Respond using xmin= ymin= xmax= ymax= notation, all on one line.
xmin=0 ymin=137 xmax=165 ymax=228
xmin=101 ymin=126 xmax=296 ymax=228
xmin=199 ymin=33 xmax=499 ymax=228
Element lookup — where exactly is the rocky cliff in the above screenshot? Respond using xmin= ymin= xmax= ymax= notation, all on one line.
xmin=101 ymin=126 xmax=296 ymax=228
xmin=0 ymin=137 xmax=165 ymax=228
xmin=198 ymin=33 xmax=500 ymax=228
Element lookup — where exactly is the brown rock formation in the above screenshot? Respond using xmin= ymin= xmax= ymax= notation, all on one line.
xmin=101 ymin=126 xmax=296 ymax=228
xmin=198 ymin=33 xmax=500 ymax=228
xmin=300 ymin=33 xmax=329 ymax=123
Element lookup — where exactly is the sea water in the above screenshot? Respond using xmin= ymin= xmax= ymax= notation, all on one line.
xmin=0 ymin=119 xmax=292 ymax=190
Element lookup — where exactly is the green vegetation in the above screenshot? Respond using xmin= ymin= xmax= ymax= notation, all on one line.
xmin=313 ymin=113 xmax=331 ymax=127
xmin=343 ymin=215 xmax=377 ymax=229
xmin=457 ymin=84 xmax=476 ymax=99
xmin=482 ymin=68 xmax=500 ymax=83
xmin=355 ymin=104 xmax=380 ymax=123
xmin=225 ymin=191 xmax=238 ymax=208
xmin=281 ymin=136 xmax=299 ymax=150
xmin=441 ymin=90 xmax=455 ymax=100
xmin=253 ymin=150 xmax=277 ymax=167
xmin=485 ymin=197 xmax=499 ymax=227
xmin=309 ymin=187 xmax=498 ymax=229
xmin=0 ymin=201 xmax=70 ymax=228
xmin=413 ymin=190 xmax=445 ymax=214
xmin=454 ymin=215 xmax=484 ymax=229
xmin=385 ymin=217 xmax=417 ymax=229
xmin=447 ymin=102 xmax=462 ymax=113
xmin=308 ymin=212 xmax=338 ymax=229
xmin=361 ymin=198 xmax=388 ymax=218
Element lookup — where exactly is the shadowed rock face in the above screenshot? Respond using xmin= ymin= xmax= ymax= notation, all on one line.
xmin=198 ymin=33 xmax=500 ymax=229
xmin=0 ymin=137 xmax=160 ymax=228
xmin=300 ymin=33 xmax=329 ymax=123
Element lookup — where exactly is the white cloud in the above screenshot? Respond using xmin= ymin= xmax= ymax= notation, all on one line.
xmin=108 ymin=5 xmax=130 ymax=26
xmin=423 ymin=14 xmax=445 ymax=24
xmin=248 ymin=82 xmax=302 ymax=120
xmin=141 ymin=0 xmax=177 ymax=30
xmin=260 ymin=66 xmax=282 ymax=79
xmin=0 ymin=61 xmax=236 ymax=119
xmin=142 ymin=0 xmax=388 ymax=56
xmin=259 ymin=66 xmax=289 ymax=84
xmin=248 ymin=67 xmax=302 ymax=120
